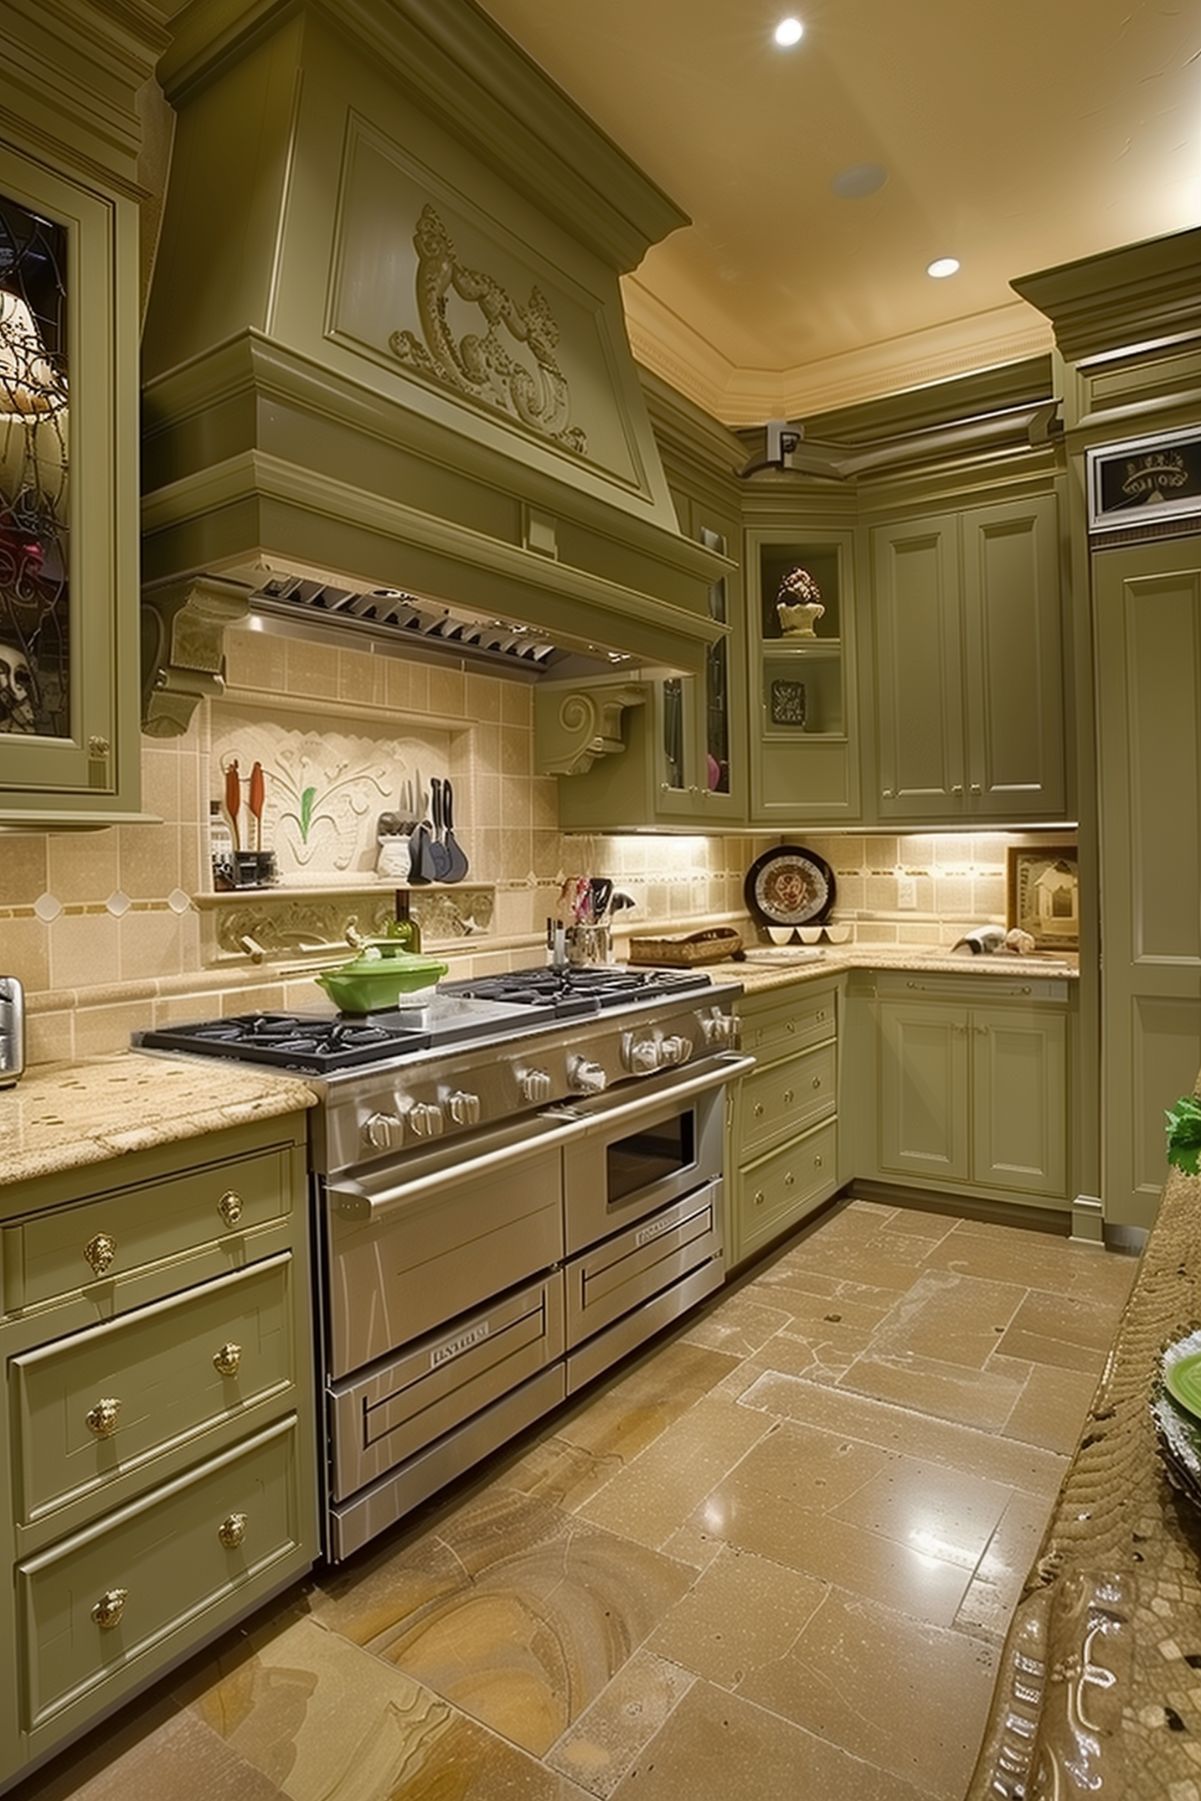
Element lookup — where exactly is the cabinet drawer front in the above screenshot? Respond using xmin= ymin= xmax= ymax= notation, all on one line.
xmin=741 ymin=1121 xmax=837 ymax=1244
xmin=565 ymin=1179 xmax=722 ymax=1351
xmin=4 ymin=1149 xmax=292 ymax=1313
xmin=328 ymin=1275 xmax=564 ymax=1502
xmin=742 ymin=1043 xmax=836 ymax=1158
xmin=13 ymin=1256 xmax=294 ymax=1526
xmin=739 ymin=989 xmax=836 ymax=1065
xmin=19 ymin=1416 xmax=303 ymax=1731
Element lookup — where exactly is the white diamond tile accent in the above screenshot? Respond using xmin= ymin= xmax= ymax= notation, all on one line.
xmin=167 ymin=888 xmax=192 ymax=915
xmin=104 ymin=890 xmax=132 ymax=918
xmin=33 ymin=892 xmax=62 ymax=923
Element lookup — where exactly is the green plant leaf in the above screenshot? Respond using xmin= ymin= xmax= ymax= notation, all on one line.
xmin=1165 ymin=1096 xmax=1201 ymax=1176
xmin=299 ymin=786 xmax=317 ymax=843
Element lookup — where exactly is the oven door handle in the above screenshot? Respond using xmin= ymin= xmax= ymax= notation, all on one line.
xmin=543 ymin=1053 xmax=756 ymax=1139
xmin=330 ymin=1115 xmax=586 ymax=1222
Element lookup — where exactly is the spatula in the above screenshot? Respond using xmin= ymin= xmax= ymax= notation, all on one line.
xmin=408 ymin=769 xmax=438 ymax=884
xmin=443 ymin=778 xmax=469 ymax=882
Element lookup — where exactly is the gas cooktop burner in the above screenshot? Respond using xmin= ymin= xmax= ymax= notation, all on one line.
xmin=140 ymin=1011 xmax=435 ymax=1071
xmin=442 ymin=965 xmax=713 ymax=1013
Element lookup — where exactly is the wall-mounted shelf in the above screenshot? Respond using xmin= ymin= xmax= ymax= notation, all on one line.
xmin=192 ymin=883 xmax=496 ymax=964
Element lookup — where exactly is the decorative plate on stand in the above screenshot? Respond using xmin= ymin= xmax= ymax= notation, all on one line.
xmin=744 ymin=845 xmax=835 ymax=928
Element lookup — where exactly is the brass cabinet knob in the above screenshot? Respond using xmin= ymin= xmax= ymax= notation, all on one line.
xmin=970 ymin=783 xmax=982 ymax=795
xmin=882 ymin=788 xmax=895 ymax=799
xmin=217 ymin=1190 xmax=244 ymax=1228
xmin=951 ymin=783 xmax=964 ymax=795
xmin=753 ymin=1190 xmax=765 ymax=1207
xmin=88 ymin=735 xmax=111 ymax=758
xmin=812 ymin=1076 xmax=822 ymax=1090
xmin=786 ymin=1022 xmax=796 ymax=1035
xmin=212 ymin=1342 xmax=242 ymax=1377
xmin=753 ymin=1103 xmax=764 ymax=1118
xmin=84 ymin=1232 xmax=117 ymax=1278
xmin=784 ymin=1172 xmax=795 ymax=1187
xmin=85 ymin=1397 xmax=121 ymax=1439
xmin=218 ymin=1511 xmax=248 ymax=1549
xmin=91 ymin=1588 xmax=128 ymax=1630
xmin=816 ymin=1010 xmax=827 ymax=1022
xmin=783 ymin=1090 xmax=794 ymax=1105
xmin=815 ymin=1154 xmax=824 ymax=1168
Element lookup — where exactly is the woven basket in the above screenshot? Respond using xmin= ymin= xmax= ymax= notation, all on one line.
xmin=628 ymin=927 xmax=742 ymax=968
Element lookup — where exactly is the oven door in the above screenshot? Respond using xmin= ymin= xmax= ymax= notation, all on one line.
xmin=557 ymin=1054 xmax=754 ymax=1256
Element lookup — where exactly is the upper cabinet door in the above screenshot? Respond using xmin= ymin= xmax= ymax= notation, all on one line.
xmin=872 ymin=519 xmax=964 ymax=817
xmin=0 ymin=147 xmax=140 ymax=825
xmin=961 ymin=496 xmax=1065 ymax=818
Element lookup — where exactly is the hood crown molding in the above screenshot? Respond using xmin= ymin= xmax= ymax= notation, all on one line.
xmin=159 ymin=0 xmax=688 ymax=273
xmin=1013 ymin=225 xmax=1201 ymax=365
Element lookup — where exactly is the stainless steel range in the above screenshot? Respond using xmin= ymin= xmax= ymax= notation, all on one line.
xmin=141 ymin=965 xmax=750 ymax=1560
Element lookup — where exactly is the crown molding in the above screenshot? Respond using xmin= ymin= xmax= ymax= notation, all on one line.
xmin=1012 ymin=225 xmax=1201 ymax=364
xmin=623 ymin=276 xmax=1054 ymax=428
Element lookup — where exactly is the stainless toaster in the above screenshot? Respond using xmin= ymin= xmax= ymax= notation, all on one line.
xmin=0 ymin=976 xmax=25 ymax=1088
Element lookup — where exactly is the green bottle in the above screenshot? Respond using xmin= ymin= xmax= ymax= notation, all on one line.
xmin=389 ymin=891 xmax=422 ymax=954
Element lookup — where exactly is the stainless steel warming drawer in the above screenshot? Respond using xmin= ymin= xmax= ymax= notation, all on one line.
xmin=564 ymin=1178 xmax=722 ymax=1354
xmin=328 ymin=1271 xmax=565 ymax=1501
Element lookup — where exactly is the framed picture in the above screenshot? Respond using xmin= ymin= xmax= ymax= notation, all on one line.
xmin=1087 ymin=425 xmax=1201 ymax=535
xmin=1006 ymin=844 xmax=1079 ymax=949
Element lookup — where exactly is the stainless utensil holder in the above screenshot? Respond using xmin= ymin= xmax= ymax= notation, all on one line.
xmin=566 ymin=924 xmax=612 ymax=967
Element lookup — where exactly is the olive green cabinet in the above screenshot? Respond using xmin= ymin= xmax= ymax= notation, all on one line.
xmin=748 ymin=529 xmax=861 ymax=823
xmin=0 ymin=1114 xmax=318 ymax=1791
xmin=871 ymin=495 xmax=1065 ymax=823
xmin=0 ymin=5 xmax=159 ymax=827
xmin=873 ymin=979 xmax=1070 ymax=1206
xmin=729 ymin=981 xmax=841 ymax=1267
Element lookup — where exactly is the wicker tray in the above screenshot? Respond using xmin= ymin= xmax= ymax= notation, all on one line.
xmin=628 ymin=927 xmax=742 ymax=968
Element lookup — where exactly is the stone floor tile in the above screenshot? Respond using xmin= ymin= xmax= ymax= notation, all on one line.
xmin=699 ymin=1416 xmax=893 ymax=1518
xmin=609 ymin=1680 xmax=932 ymax=1801
xmin=555 ymin=1341 xmax=742 ymax=1469
xmin=679 ymin=1291 xmax=792 ymax=1356
xmin=734 ymin=1368 xmax=1069 ymax=1496
xmin=779 ymin=1235 xmax=938 ymax=1294
xmin=545 ymin=1650 xmax=694 ymax=1798
xmin=28 ymin=1700 xmax=283 ymax=1801
xmin=994 ymin=1287 xmax=1116 ymax=1372
xmin=930 ymin=1224 xmax=1138 ymax=1306
xmin=835 ymin=1343 xmax=1029 ymax=1430
xmin=955 ymin=1490 xmax=1052 ymax=1640
xmin=871 ymin=1268 xmax=1027 ymax=1369
xmin=1000 ymin=1361 xmax=1101 ymax=1453
xmin=739 ymin=1586 xmax=999 ymax=1800
xmin=830 ymin=1452 xmax=1013 ymax=1570
xmin=501 ymin=1435 xmax=619 ymax=1514
xmin=645 ymin=1545 xmax=827 ymax=1688
xmin=576 ymin=1395 xmax=773 ymax=1549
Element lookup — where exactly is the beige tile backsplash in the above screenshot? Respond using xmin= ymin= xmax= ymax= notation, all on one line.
xmin=0 ymin=626 xmax=1074 ymax=1064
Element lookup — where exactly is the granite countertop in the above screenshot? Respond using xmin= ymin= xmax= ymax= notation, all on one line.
xmin=687 ymin=945 xmax=1079 ymax=998
xmin=0 ymin=1054 xmax=316 ymax=1189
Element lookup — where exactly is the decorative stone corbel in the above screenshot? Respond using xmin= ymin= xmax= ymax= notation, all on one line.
xmin=534 ymin=682 xmax=646 ymax=776
xmin=141 ymin=574 xmax=251 ymax=738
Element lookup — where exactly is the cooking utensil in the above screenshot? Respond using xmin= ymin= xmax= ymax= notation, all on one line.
xmin=588 ymin=877 xmax=613 ymax=921
xmin=429 ymin=777 xmax=452 ymax=880
xmin=248 ymin=761 xmax=265 ymax=854
xmin=407 ymin=769 xmax=438 ymax=884
xmin=224 ymin=759 xmax=242 ymax=853
xmin=443 ymin=778 xmax=469 ymax=882
xmin=314 ymin=942 xmax=449 ymax=1014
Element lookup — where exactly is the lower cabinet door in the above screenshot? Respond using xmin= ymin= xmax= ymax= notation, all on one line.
xmin=971 ymin=1007 xmax=1068 ymax=1199
xmin=736 ymin=1120 xmax=837 ymax=1265
xmin=18 ymin=1416 xmax=304 ymax=1732
xmin=878 ymin=1002 xmax=970 ymax=1183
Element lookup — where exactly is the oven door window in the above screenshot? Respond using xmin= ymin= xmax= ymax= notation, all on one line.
xmin=606 ymin=1108 xmax=697 ymax=1205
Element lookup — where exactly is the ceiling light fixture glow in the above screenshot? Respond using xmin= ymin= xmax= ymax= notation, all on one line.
xmin=774 ymin=17 xmax=804 ymax=46
xmin=927 ymin=257 xmax=961 ymax=279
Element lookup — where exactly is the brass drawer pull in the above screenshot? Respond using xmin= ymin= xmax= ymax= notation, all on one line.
xmin=754 ymin=1189 xmax=765 ymax=1207
xmin=783 ymin=1089 xmax=794 ymax=1105
xmin=218 ymin=1511 xmax=248 ymax=1549
xmin=84 ymin=1232 xmax=116 ymax=1278
xmin=812 ymin=1076 xmax=823 ymax=1090
xmin=85 ymin=1397 xmax=121 ymax=1439
xmin=786 ymin=1022 xmax=796 ymax=1035
xmin=213 ymin=1342 xmax=243 ymax=1377
xmin=815 ymin=1154 xmax=824 ymax=1168
xmin=816 ymin=1009 xmax=827 ymax=1022
xmin=753 ymin=1103 xmax=765 ymax=1118
xmin=784 ymin=1172 xmax=795 ymax=1187
xmin=217 ymin=1191 xmax=244 ymax=1228
xmin=91 ymin=1588 xmax=128 ymax=1630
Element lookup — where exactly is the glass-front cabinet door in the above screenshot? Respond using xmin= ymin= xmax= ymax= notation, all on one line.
xmin=0 ymin=144 xmax=140 ymax=825
xmin=655 ymin=499 xmax=745 ymax=820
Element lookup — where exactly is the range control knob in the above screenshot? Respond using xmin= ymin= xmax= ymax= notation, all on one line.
xmin=447 ymin=1091 xmax=482 ymax=1127
xmin=701 ymin=1009 xmax=737 ymax=1048
xmin=518 ymin=1068 xmax=553 ymax=1105
xmin=659 ymin=1034 xmax=694 ymax=1068
xmin=568 ymin=1056 xmax=608 ymax=1095
xmin=364 ymin=1112 xmax=406 ymax=1151
xmin=409 ymin=1102 xmax=445 ymax=1139
xmin=623 ymin=1035 xmax=660 ymax=1076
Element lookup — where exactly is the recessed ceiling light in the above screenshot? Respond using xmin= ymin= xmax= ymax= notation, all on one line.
xmin=774 ymin=17 xmax=804 ymax=46
xmin=831 ymin=163 xmax=889 ymax=200
xmin=927 ymin=257 xmax=961 ymax=279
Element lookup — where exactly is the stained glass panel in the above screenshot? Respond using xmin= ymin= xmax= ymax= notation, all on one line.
xmin=0 ymin=192 xmax=69 ymax=740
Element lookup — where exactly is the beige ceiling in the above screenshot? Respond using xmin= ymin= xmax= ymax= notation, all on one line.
xmin=480 ymin=0 xmax=1201 ymax=421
